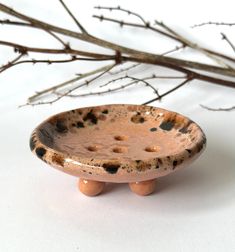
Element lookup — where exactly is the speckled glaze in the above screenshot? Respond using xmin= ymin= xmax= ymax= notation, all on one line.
xmin=30 ymin=104 xmax=206 ymax=196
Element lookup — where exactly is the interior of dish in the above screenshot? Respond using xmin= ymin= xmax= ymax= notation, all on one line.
xmin=36 ymin=104 xmax=204 ymax=162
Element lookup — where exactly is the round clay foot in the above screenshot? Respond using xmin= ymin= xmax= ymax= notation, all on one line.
xmin=78 ymin=179 xmax=105 ymax=196
xmin=129 ymin=179 xmax=156 ymax=196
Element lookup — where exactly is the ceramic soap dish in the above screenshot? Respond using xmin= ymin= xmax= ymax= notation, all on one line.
xmin=30 ymin=104 xmax=206 ymax=196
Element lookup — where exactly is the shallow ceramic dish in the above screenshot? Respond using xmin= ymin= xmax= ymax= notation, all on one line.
xmin=30 ymin=104 xmax=206 ymax=196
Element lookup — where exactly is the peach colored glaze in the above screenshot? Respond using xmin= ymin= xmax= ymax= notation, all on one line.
xmin=30 ymin=104 xmax=206 ymax=183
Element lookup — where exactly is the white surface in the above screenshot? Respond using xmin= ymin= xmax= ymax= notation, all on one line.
xmin=0 ymin=1 xmax=235 ymax=251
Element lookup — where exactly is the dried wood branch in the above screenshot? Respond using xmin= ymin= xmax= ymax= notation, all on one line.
xmin=108 ymin=63 xmax=141 ymax=75
xmin=28 ymin=64 xmax=115 ymax=103
xmin=61 ymin=75 xmax=158 ymax=98
xmin=0 ymin=53 xmax=25 ymax=74
xmin=94 ymin=8 xmax=235 ymax=65
xmin=94 ymin=6 xmax=148 ymax=25
xmin=20 ymin=63 xmax=116 ymax=106
xmin=192 ymin=22 xmax=235 ymax=28
xmin=200 ymin=104 xmax=235 ymax=111
xmin=221 ymin=33 xmax=235 ymax=53
xmin=59 ymin=0 xmax=87 ymax=33
xmin=0 ymin=3 xmax=234 ymax=76
xmin=0 ymin=19 xmax=68 ymax=47
xmin=0 ymin=2 xmax=234 ymax=107
xmin=143 ymin=77 xmax=193 ymax=104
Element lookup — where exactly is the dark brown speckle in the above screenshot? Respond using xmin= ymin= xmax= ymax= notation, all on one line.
xmin=30 ymin=135 xmax=36 ymax=151
xmin=159 ymin=121 xmax=175 ymax=131
xmin=102 ymin=109 xmax=109 ymax=114
xmin=56 ymin=119 xmax=68 ymax=133
xmin=83 ymin=110 xmax=98 ymax=124
xmin=52 ymin=153 xmax=64 ymax=167
xmin=35 ymin=147 xmax=46 ymax=159
xmin=103 ymin=163 xmax=120 ymax=174
xmin=76 ymin=121 xmax=84 ymax=128
xmin=131 ymin=114 xmax=145 ymax=123
xmin=172 ymin=160 xmax=178 ymax=169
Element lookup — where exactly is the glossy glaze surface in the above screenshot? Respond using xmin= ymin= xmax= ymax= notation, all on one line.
xmin=30 ymin=104 xmax=206 ymax=182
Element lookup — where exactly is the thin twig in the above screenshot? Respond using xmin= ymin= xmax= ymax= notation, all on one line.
xmin=2 ymin=37 xmax=235 ymax=86
xmin=46 ymin=30 xmax=68 ymax=48
xmin=221 ymin=33 xmax=235 ymax=53
xmin=59 ymin=75 xmax=158 ymax=97
xmin=28 ymin=64 xmax=115 ymax=102
xmin=0 ymin=57 xmax=113 ymax=75
xmin=143 ymin=77 xmax=193 ymax=104
xmin=24 ymin=63 xmax=116 ymax=106
xmin=0 ymin=19 xmax=68 ymax=48
xmin=93 ymin=14 xmax=176 ymax=40
xmin=94 ymin=6 xmax=147 ymax=25
xmin=125 ymin=76 xmax=160 ymax=96
xmin=0 ymin=53 xmax=25 ymax=73
xmin=109 ymin=63 xmax=141 ymax=75
xmin=161 ymin=45 xmax=185 ymax=56
xmin=0 ymin=2 xmax=234 ymax=106
xmin=155 ymin=20 xmax=232 ymax=68
xmin=58 ymin=0 xmax=87 ymax=34
xmin=58 ymin=81 xmax=140 ymax=97
xmin=192 ymin=22 xmax=235 ymax=28
xmin=200 ymin=104 xmax=235 ymax=111
xmin=100 ymin=74 xmax=185 ymax=88
xmin=0 ymin=3 xmax=235 ymax=77
xmin=0 ymin=19 xmax=31 ymax=26
xmin=0 ymin=40 xmax=115 ymax=59
xmin=100 ymin=75 xmax=134 ymax=88
xmin=93 ymin=12 xmax=235 ymax=66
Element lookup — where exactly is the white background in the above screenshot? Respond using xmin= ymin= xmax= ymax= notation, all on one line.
xmin=0 ymin=0 xmax=235 ymax=251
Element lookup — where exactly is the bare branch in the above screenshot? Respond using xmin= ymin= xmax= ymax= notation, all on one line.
xmin=1 ymin=37 xmax=235 ymax=89
xmin=28 ymin=64 xmax=115 ymax=103
xmin=0 ymin=53 xmax=25 ymax=73
xmin=93 ymin=14 xmax=235 ymax=67
xmin=0 ymin=3 xmax=235 ymax=77
xmin=100 ymin=75 xmax=139 ymax=88
xmin=58 ymin=0 xmax=87 ymax=34
xmin=93 ymin=14 xmax=176 ymax=40
xmin=221 ymin=33 xmax=235 ymax=53
xmin=192 ymin=22 xmax=235 ymax=28
xmin=200 ymin=104 xmax=235 ymax=111
xmin=0 ymin=19 xmax=68 ymax=47
xmin=57 ymin=84 xmax=134 ymax=97
xmin=25 ymin=63 xmax=116 ymax=106
xmin=60 ymin=75 xmax=158 ymax=98
xmin=161 ymin=45 xmax=185 ymax=56
xmin=155 ymin=20 xmax=233 ymax=68
xmin=125 ymin=76 xmax=160 ymax=96
xmin=0 ymin=19 xmax=30 ymax=26
xmin=94 ymin=6 xmax=148 ymax=25
xmin=0 ymin=2 xmax=235 ymax=106
xmin=109 ymin=63 xmax=141 ymax=75
xmin=59 ymin=80 xmax=142 ymax=97
xmin=143 ymin=77 xmax=193 ymax=104
xmin=0 ymin=40 xmax=115 ymax=59
xmin=45 ymin=30 xmax=68 ymax=48
xmin=100 ymin=74 xmax=185 ymax=88
xmin=0 ymin=56 xmax=114 ymax=75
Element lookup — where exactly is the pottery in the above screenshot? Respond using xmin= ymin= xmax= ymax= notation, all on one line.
xmin=30 ymin=104 xmax=206 ymax=196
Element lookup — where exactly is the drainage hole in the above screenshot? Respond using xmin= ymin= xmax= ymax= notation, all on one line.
xmin=87 ymin=145 xmax=99 ymax=152
xmin=112 ymin=147 xmax=127 ymax=153
xmin=114 ymin=135 xmax=128 ymax=141
xmin=145 ymin=146 xmax=159 ymax=152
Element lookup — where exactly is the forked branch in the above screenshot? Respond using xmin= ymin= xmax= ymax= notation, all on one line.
xmin=0 ymin=2 xmax=234 ymax=107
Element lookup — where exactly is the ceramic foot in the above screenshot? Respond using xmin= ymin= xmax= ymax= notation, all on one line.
xmin=78 ymin=178 xmax=105 ymax=196
xmin=129 ymin=179 xmax=156 ymax=196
